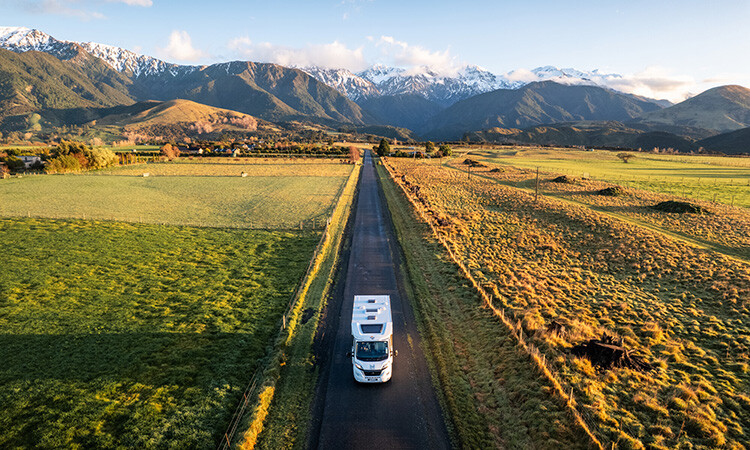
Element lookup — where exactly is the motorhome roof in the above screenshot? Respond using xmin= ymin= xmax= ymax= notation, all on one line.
xmin=351 ymin=295 xmax=393 ymax=341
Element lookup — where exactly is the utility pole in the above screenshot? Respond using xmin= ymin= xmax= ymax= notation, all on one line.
xmin=535 ymin=167 xmax=540 ymax=202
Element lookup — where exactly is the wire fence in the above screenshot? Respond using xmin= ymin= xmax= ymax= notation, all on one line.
xmin=216 ymin=162 xmax=360 ymax=450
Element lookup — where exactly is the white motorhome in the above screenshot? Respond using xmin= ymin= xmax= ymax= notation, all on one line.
xmin=348 ymin=295 xmax=396 ymax=383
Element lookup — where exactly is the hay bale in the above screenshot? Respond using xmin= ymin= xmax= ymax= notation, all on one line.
xmin=651 ymin=200 xmax=709 ymax=214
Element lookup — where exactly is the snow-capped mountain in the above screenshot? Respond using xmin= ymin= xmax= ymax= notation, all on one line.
xmin=529 ymin=66 xmax=622 ymax=86
xmin=0 ymin=26 xmax=185 ymax=78
xmin=300 ymin=63 xmax=628 ymax=107
xmin=0 ymin=26 xmax=80 ymax=60
xmin=360 ymin=64 xmax=519 ymax=106
xmin=298 ymin=67 xmax=379 ymax=100
xmin=79 ymin=42 xmax=177 ymax=77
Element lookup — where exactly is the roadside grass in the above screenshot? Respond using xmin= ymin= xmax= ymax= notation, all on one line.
xmin=469 ymin=147 xmax=750 ymax=208
xmin=0 ymin=218 xmax=319 ymax=448
xmin=376 ymin=162 xmax=593 ymax=449
xmin=385 ymin=159 xmax=750 ymax=449
xmin=250 ymin=163 xmax=360 ymax=449
xmin=0 ymin=162 xmax=353 ymax=229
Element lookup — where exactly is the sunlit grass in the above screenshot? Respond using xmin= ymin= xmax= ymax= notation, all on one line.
xmin=0 ymin=218 xmax=319 ymax=448
xmin=386 ymin=158 xmax=750 ymax=449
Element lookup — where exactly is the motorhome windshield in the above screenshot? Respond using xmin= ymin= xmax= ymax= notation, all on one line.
xmin=356 ymin=341 xmax=388 ymax=361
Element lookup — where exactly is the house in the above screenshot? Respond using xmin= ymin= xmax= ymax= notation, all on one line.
xmin=18 ymin=155 xmax=42 ymax=169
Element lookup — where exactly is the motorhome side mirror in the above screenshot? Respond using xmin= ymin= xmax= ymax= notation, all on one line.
xmin=346 ymin=351 xmax=352 ymax=357
xmin=394 ymin=350 xmax=398 ymax=357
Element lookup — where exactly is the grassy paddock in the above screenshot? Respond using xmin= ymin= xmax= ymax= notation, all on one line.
xmin=443 ymin=156 xmax=750 ymax=260
xmin=377 ymin=161 xmax=595 ymax=449
xmin=0 ymin=162 xmax=353 ymax=229
xmin=386 ymin=158 xmax=750 ymax=448
xmin=0 ymin=218 xmax=319 ymax=448
xmin=237 ymin=164 xmax=361 ymax=449
xmin=469 ymin=147 xmax=750 ymax=208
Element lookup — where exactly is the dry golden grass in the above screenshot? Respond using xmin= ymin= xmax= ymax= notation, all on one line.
xmin=385 ymin=157 xmax=750 ymax=449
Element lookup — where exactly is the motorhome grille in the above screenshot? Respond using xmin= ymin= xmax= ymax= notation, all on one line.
xmin=360 ymin=324 xmax=383 ymax=333
xmin=363 ymin=369 xmax=382 ymax=376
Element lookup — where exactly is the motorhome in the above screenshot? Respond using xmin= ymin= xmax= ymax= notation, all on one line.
xmin=348 ymin=295 xmax=396 ymax=383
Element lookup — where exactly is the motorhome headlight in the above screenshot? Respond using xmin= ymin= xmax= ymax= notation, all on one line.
xmin=355 ymin=362 xmax=364 ymax=370
xmin=381 ymin=361 xmax=389 ymax=370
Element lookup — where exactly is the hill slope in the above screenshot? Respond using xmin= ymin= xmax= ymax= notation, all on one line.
xmin=357 ymin=94 xmax=444 ymax=131
xmin=636 ymin=85 xmax=750 ymax=132
xmin=421 ymin=81 xmax=664 ymax=140
xmin=697 ymin=126 xmax=750 ymax=154
xmin=0 ymin=47 xmax=133 ymax=122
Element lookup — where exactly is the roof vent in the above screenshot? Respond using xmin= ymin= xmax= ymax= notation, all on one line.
xmin=367 ymin=299 xmax=376 ymax=303
xmin=366 ymin=308 xmax=378 ymax=313
xmin=367 ymin=315 xmax=376 ymax=320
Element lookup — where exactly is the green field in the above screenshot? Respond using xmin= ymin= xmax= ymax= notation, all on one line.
xmin=0 ymin=161 xmax=353 ymax=229
xmin=469 ymin=148 xmax=750 ymax=208
xmin=0 ymin=218 xmax=319 ymax=448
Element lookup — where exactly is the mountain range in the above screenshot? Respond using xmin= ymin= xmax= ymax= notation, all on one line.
xmin=1 ymin=26 xmax=749 ymax=154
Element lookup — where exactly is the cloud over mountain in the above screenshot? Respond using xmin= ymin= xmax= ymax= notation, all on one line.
xmin=228 ymin=38 xmax=368 ymax=71
xmin=158 ymin=30 xmax=206 ymax=62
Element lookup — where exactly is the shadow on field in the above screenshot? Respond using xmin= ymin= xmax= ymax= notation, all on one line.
xmin=0 ymin=332 xmax=262 ymax=383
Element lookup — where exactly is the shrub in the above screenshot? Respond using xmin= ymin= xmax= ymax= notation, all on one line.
xmin=45 ymin=154 xmax=82 ymax=173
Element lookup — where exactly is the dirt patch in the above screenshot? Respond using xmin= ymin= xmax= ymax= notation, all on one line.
xmin=571 ymin=335 xmax=653 ymax=372
xmin=551 ymin=175 xmax=574 ymax=184
xmin=651 ymin=200 xmax=710 ymax=214
xmin=301 ymin=307 xmax=316 ymax=325
xmin=595 ymin=186 xmax=625 ymax=196
xmin=489 ymin=168 xmax=503 ymax=173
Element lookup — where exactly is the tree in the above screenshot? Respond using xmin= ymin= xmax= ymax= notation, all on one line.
xmin=425 ymin=141 xmax=435 ymax=152
xmin=617 ymin=152 xmax=635 ymax=163
xmin=2 ymin=156 xmax=25 ymax=173
xmin=438 ymin=144 xmax=452 ymax=157
xmin=376 ymin=138 xmax=390 ymax=157
xmin=348 ymin=146 xmax=360 ymax=163
xmin=161 ymin=143 xmax=180 ymax=160
xmin=83 ymin=147 xmax=118 ymax=169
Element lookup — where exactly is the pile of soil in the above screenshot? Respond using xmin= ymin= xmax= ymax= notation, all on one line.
xmin=651 ymin=200 xmax=709 ymax=214
xmin=571 ymin=334 xmax=653 ymax=372
xmin=551 ymin=175 xmax=573 ymax=184
xmin=463 ymin=159 xmax=485 ymax=167
xmin=596 ymin=186 xmax=625 ymax=196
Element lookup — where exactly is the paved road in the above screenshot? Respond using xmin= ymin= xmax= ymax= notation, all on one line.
xmin=313 ymin=151 xmax=451 ymax=449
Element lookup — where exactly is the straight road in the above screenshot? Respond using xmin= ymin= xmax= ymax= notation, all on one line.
xmin=313 ymin=151 xmax=451 ymax=449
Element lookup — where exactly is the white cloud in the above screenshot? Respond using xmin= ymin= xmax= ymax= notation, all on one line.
xmin=375 ymin=36 xmax=460 ymax=76
xmin=108 ymin=0 xmax=153 ymax=6
xmin=596 ymin=67 xmax=695 ymax=102
xmin=228 ymin=37 xmax=367 ymax=71
xmin=158 ymin=30 xmax=206 ymax=62
xmin=21 ymin=0 xmax=106 ymax=20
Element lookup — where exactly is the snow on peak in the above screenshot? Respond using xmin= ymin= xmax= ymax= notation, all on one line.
xmin=80 ymin=41 xmax=175 ymax=77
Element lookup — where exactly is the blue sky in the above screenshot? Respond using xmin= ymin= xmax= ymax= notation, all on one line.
xmin=2 ymin=0 xmax=749 ymax=100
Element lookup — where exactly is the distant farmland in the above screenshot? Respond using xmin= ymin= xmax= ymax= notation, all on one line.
xmin=473 ymin=147 xmax=750 ymax=208
xmin=0 ymin=161 xmax=354 ymax=229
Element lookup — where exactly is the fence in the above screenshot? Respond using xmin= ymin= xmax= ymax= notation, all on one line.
xmin=381 ymin=159 xmax=606 ymax=449
xmin=216 ymin=161 xmax=361 ymax=450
